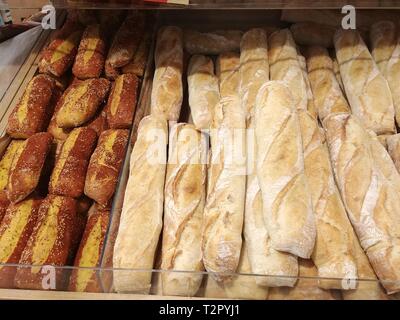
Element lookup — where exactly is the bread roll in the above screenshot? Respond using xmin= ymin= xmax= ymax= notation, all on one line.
xmin=113 ymin=115 xmax=168 ymax=293
xmin=324 ymin=113 xmax=400 ymax=294
xmin=334 ymin=29 xmax=396 ymax=135
xmin=217 ymin=52 xmax=240 ymax=98
xmin=187 ymin=55 xmax=220 ymax=130
xmin=184 ymin=30 xmax=242 ymax=55
xmin=268 ymin=29 xmax=308 ymax=111
xmin=306 ymin=46 xmax=350 ymax=121
xmin=386 ymin=134 xmax=400 ymax=173
xmin=151 ymin=26 xmax=183 ymax=122
xmin=290 ymin=22 xmax=335 ymax=48
xmin=161 ymin=124 xmax=207 ymax=297
xmin=255 ymin=82 xmax=316 ymax=259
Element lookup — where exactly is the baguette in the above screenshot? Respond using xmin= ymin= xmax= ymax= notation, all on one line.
xmin=332 ymin=57 xmax=345 ymax=93
xmin=187 ymin=55 xmax=220 ymax=130
xmin=55 ymin=78 xmax=111 ymax=129
xmin=290 ymin=22 xmax=335 ymax=48
xmin=161 ymin=124 xmax=207 ymax=297
xmin=7 ymin=75 xmax=57 ymax=139
xmin=268 ymin=29 xmax=308 ymax=111
xmin=334 ymin=29 xmax=396 ymax=135
xmin=255 ymin=82 xmax=316 ymax=259
xmin=323 ymin=113 xmax=400 ymax=294
xmin=378 ymin=135 xmax=391 ymax=150
xmin=7 ymin=133 xmax=53 ymax=204
xmin=184 ymin=29 xmax=243 ymax=55
xmin=0 ymin=199 xmax=41 ymax=288
xmin=386 ymin=134 xmax=400 ymax=173
xmin=49 ymin=127 xmax=98 ymax=198
xmin=106 ymin=74 xmax=139 ymax=129
xmin=68 ymin=205 xmax=109 ymax=292
xmin=84 ymin=129 xmax=129 ymax=207
xmin=151 ymin=26 xmax=183 ymax=122
xmin=298 ymin=55 xmax=317 ymax=119
xmin=14 ymin=195 xmax=77 ymax=290
xmin=306 ymin=46 xmax=350 ymax=121
xmin=122 ymin=31 xmax=151 ymax=77
xmin=113 ymin=115 xmax=168 ymax=293
xmin=216 ymin=52 xmax=240 ymax=98
xmin=72 ymin=24 xmax=107 ymax=79
xmin=370 ymin=21 xmax=400 ymax=127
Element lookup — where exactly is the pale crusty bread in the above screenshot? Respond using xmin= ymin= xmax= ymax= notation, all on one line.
xmin=386 ymin=134 xmax=400 ymax=173
xmin=255 ymin=81 xmax=316 ymax=259
xmin=151 ymin=26 xmax=183 ymax=122
xmin=332 ymin=58 xmax=345 ymax=93
xmin=324 ymin=113 xmax=400 ymax=294
xmin=334 ymin=29 xmax=396 ymax=135
xmin=113 ymin=115 xmax=168 ymax=293
xmin=298 ymin=55 xmax=317 ymax=119
xmin=161 ymin=124 xmax=207 ymax=297
xmin=216 ymin=52 xmax=241 ymax=98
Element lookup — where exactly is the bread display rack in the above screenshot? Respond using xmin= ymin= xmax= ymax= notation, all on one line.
xmin=1 ymin=1 xmax=400 ymax=300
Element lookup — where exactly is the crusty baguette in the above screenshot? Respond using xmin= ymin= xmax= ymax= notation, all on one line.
xmin=290 ymin=22 xmax=335 ymax=48
xmin=72 ymin=24 xmax=106 ymax=79
xmin=55 ymin=78 xmax=111 ymax=129
xmin=49 ymin=127 xmax=98 ymax=198
xmin=386 ymin=134 xmax=400 ymax=173
xmin=216 ymin=52 xmax=240 ymax=98
xmin=151 ymin=26 xmax=183 ymax=122
xmin=323 ymin=113 xmax=400 ymax=294
xmin=122 ymin=31 xmax=151 ymax=77
xmin=106 ymin=74 xmax=139 ymax=129
xmin=268 ymin=29 xmax=308 ymax=111
xmin=377 ymin=135 xmax=391 ymax=150
xmin=370 ymin=21 xmax=400 ymax=127
xmin=68 ymin=205 xmax=109 ymax=292
xmin=161 ymin=124 xmax=207 ymax=297
xmin=7 ymin=133 xmax=53 ymax=204
xmin=332 ymin=57 xmax=345 ymax=93
xmin=14 ymin=195 xmax=77 ymax=290
xmin=255 ymin=82 xmax=316 ymax=259
xmin=0 ymin=198 xmax=41 ymax=288
xmin=113 ymin=115 xmax=168 ymax=293
xmin=306 ymin=46 xmax=350 ymax=121
xmin=239 ymin=28 xmax=269 ymax=121
xmin=334 ymin=29 xmax=396 ymax=135
xmin=7 ymin=75 xmax=57 ymax=139
xmin=187 ymin=55 xmax=220 ymax=130
xmin=298 ymin=55 xmax=317 ymax=119
xmin=84 ymin=129 xmax=129 ymax=207
xmin=184 ymin=29 xmax=243 ymax=55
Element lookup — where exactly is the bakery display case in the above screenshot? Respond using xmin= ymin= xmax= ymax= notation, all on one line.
xmin=1 ymin=0 xmax=400 ymax=301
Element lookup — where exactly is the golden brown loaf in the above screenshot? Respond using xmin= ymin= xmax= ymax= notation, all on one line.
xmin=377 ymin=135 xmax=390 ymax=150
xmin=290 ymin=22 xmax=335 ymax=48
xmin=113 ymin=115 xmax=168 ymax=293
xmin=386 ymin=134 xmax=400 ymax=173
xmin=151 ymin=26 xmax=183 ymax=122
xmin=306 ymin=46 xmax=350 ymax=121
xmin=255 ymin=82 xmax=316 ymax=259
xmin=324 ymin=113 xmax=400 ymax=294
xmin=122 ymin=31 xmax=151 ymax=77
xmin=216 ymin=52 xmax=240 ymax=98
xmin=187 ymin=55 xmax=220 ymax=130
xmin=161 ymin=124 xmax=207 ymax=297
xmin=334 ymin=29 xmax=396 ymax=135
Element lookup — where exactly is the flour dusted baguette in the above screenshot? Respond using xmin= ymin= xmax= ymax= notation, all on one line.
xmin=298 ymin=55 xmax=317 ymax=119
xmin=268 ymin=29 xmax=308 ymax=111
xmin=113 ymin=115 xmax=168 ymax=293
xmin=151 ymin=26 xmax=183 ymax=122
xmin=386 ymin=134 xmax=400 ymax=173
xmin=217 ymin=52 xmax=240 ymax=98
xmin=290 ymin=22 xmax=335 ymax=48
xmin=334 ymin=29 xmax=396 ymax=135
xmin=255 ymin=81 xmax=316 ymax=259
xmin=324 ymin=113 xmax=400 ymax=294
xmin=184 ymin=30 xmax=242 ymax=55
xmin=332 ymin=58 xmax=345 ymax=93
xmin=161 ymin=124 xmax=207 ymax=297
xmin=306 ymin=46 xmax=350 ymax=121
xmin=187 ymin=55 xmax=220 ymax=130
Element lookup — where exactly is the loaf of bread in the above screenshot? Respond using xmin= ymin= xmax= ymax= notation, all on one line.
xmin=187 ymin=55 xmax=220 ymax=129
xmin=217 ymin=52 xmax=240 ymax=98
xmin=122 ymin=31 xmax=151 ymax=77
xmin=161 ymin=124 xmax=207 ymax=297
xmin=255 ymin=82 xmax=316 ymax=259
xmin=324 ymin=113 xmax=400 ymax=294
xmin=268 ymin=29 xmax=308 ymax=111
xmin=0 ymin=198 xmax=41 ymax=288
xmin=334 ymin=29 xmax=396 ymax=135
xmin=106 ymin=73 xmax=139 ymax=129
xmin=386 ymin=134 xmax=400 ymax=173
xmin=14 ymin=195 xmax=77 ymax=290
xmin=105 ymin=61 xmax=121 ymax=80
xmin=49 ymin=127 xmax=98 ymax=198
xmin=68 ymin=205 xmax=109 ymax=292
xmin=239 ymin=28 xmax=269 ymax=121
xmin=72 ymin=24 xmax=106 ymax=79
xmin=7 ymin=133 xmax=53 ymax=203
xmin=184 ymin=29 xmax=243 ymax=55
xmin=370 ymin=21 xmax=400 ymax=127
xmin=55 ymin=78 xmax=110 ymax=129
xmin=332 ymin=57 xmax=345 ymax=93
xmin=298 ymin=55 xmax=317 ymax=119
xmin=7 ymin=75 xmax=57 ymax=139
xmin=151 ymin=26 xmax=183 ymax=122
xmin=47 ymin=94 xmax=73 ymax=141
xmin=306 ymin=46 xmax=350 ymax=121
xmin=84 ymin=129 xmax=129 ymax=207
xmin=113 ymin=115 xmax=168 ymax=293
xmin=290 ymin=22 xmax=335 ymax=48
